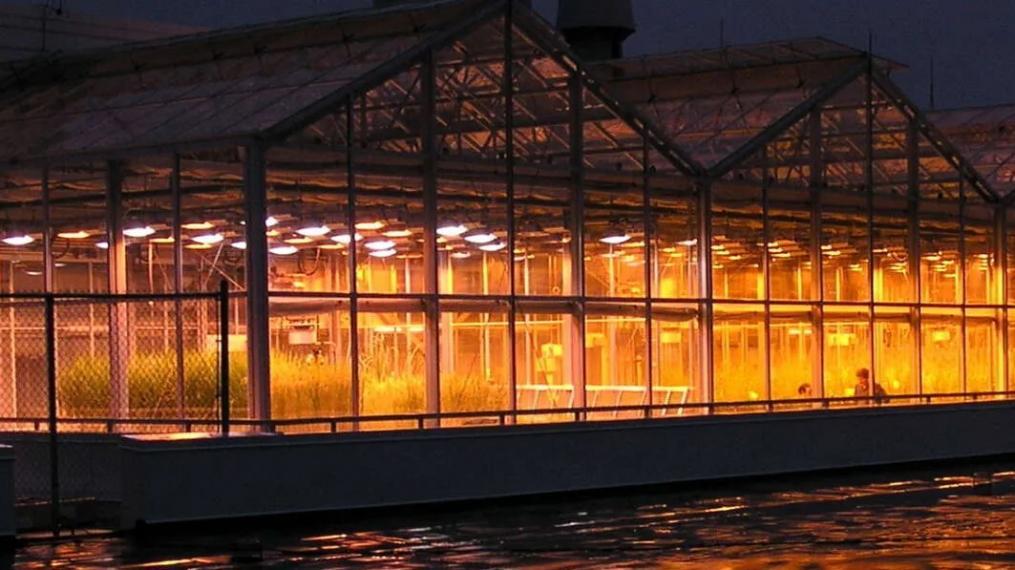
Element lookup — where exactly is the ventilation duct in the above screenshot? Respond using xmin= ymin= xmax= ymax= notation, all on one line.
xmin=557 ymin=0 xmax=635 ymax=61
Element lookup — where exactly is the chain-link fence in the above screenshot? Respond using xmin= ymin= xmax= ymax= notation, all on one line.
xmin=0 ymin=285 xmax=230 ymax=534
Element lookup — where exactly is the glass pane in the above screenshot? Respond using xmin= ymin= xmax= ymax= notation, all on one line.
xmin=358 ymin=309 xmax=426 ymax=417
xmin=713 ymin=304 xmax=766 ymax=402
xmin=769 ymin=306 xmax=816 ymax=399
xmin=652 ymin=304 xmax=702 ymax=412
xmin=921 ymin=309 xmax=963 ymax=394
xmin=440 ymin=311 xmax=510 ymax=414
xmin=875 ymin=309 xmax=918 ymax=396
xmin=586 ymin=308 xmax=647 ymax=417
xmin=966 ymin=309 xmax=1003 ymax=394
xmin=515 ymin=310 xmax=578 ymax=415
xmin=269 ymin=300 xmax=351 ymax=419
xmin=823 ymin=307 xmax=871 ymax=398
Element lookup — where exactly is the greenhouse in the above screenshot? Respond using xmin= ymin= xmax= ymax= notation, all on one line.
xmin=0 ymin=0 xmax=1012 ymax=432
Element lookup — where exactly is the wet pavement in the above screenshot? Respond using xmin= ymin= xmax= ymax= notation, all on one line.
xmin=10 ymin=461 xmax=1015 ymax=568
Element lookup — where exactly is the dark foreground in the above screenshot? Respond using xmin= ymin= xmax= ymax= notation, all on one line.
xmin=10 ymin=461 xmax=1015 ymax=569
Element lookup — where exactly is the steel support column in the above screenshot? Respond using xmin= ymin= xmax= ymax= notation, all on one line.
xmin=567 ymin=73 xmax=586 ymax=411
xmin=243 ymin=143 xmax=272 ymax=424
xmin=106 ymin=161 xmax=130 ymax=420
xmin=421 ymin=49 xmax=441 ymax=423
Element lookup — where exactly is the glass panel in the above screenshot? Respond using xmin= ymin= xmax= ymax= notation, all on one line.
xmin=872 ymin=209 xmax=912 ymax=303
xmin=921 ymin=308 xmax=963 ymax=394
xmin=515 ymin=309 xmax=578 ymax=416
xmin=438 ymin=196 xmax=509 ymax=296
xmin=122 ymin=159 xmax=174 ymax=294
xmin=823 ymin=307 xmax=871 ymax=398
xmin=712 ymin=185 xmax=764 ymax=300
xmin=358 ymin=309 xmax=426 ymax=418
xmin=269 ymin=299 xmax=352 ymax=419
xmin=875 ymin=308 xmax=918 ymax=397
xmin=585 ymin=187 xmax=646 ymax=298
xmin=769 ymin=306 xmax=816 ymax=400
xmin=713 ymin=304 xmax=766 ymax=402
xmin=0 ymin=171 xmax=46 ymax=293
xmin=966 ymin=309 xmax=1003 ymax=394
xmin=825 ymin=200 xmax=872 ymax=302
xmin=180 ymin=152 xmax=246 ymax=292
xmin=651 ymin=190 xmax=698 ymax=300
xmin=963 ymin=215 xmax=996 ymax=305
xmin=586 ymin=307 xmax=646 ymax=417
xmin=49 ymin=164 xmax=109 ymax=294
xmin=651 ymin=304 xmax=702 ymax=413
xmin=513 ymin=204 xmax=572 ymax=296
xmin=920 ymin=210 xmax=962 ymax=304
xmin=440 ymin=311 xmax=510 ymax=414
xmin=768 ymin=209 xmax=815 ymax=301
xmin=265 ymin=147 xmax=351 ymax=294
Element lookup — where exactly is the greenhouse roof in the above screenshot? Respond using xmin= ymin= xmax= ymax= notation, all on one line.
xmin=931 ymin=104 xmax=1015 ymax=199
xmin=0 ymin=0 xmax=488 ymax=163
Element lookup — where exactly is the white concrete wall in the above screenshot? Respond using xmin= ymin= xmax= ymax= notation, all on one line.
xmin=120 ymin=402 xmax=1015 ymax=528
xmin=0 ymin=445 xmax=14 ymax=542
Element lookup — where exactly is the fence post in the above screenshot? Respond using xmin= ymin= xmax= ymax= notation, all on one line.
xmin=44 ymin=294 xmax=60 ymax=537
xmin=219 ymin=281 xmax=230 ymax=436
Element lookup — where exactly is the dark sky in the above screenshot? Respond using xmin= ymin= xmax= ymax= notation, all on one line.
xmin=12 ymin=0 xmax=1015 ymax=110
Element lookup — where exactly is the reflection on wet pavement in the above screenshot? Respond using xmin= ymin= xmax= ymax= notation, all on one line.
xmin=12 ymin=464 xmax=1015 ymax=569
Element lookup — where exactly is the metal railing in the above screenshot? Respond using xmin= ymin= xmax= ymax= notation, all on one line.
xmin=4 ymin=390 xmax=1013 ymax=436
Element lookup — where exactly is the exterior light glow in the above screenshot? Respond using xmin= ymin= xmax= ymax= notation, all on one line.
xmin=678 ymin=239 xmax=698 ymax=247
xmin=383 ymin=228 xmax=413 ymax=238
xmin=2 ymin=234 xmax=35 ymax=246
xmin=57 ymin=231 xmax=90 ymax=240
xmin=479 ymin=242 xmax=506 ymax=252
xmin=464 ymin=231 xmax=498 ymax=245
xmin=265 ymin=216 xmax=280 ymax=228
xmin=150 ymin=237 xmax=175 ymax=244
xmin=96 ymin=241 xmax=109 ymax=250
xmin=269 ymin=245 xmax=299 ymax=256
xmin=185 ymin=243 xmax=213 ymax=250
xmin=230 ymin=241 xmax=247 ymax=250
xmin=450 ymin=251 xmax=472 ymax=259
xmin=285 ymin=236 xmax=314 ymax=245
xmin=369 ymin=248 xmax=398 ymax=259
xmin=365 ymin=239 xmax=397 ymax=251
xmin=437 ymin=224 xmax=469 ymax=238
xmin=332 ymin=233 xmax=363 ymax=245
xmin=192 ymin=233 xmax=225 ymax=245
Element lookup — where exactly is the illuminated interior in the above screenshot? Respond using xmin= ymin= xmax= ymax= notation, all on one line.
xmin=0 ymin=1 xmax=1012 ymax=431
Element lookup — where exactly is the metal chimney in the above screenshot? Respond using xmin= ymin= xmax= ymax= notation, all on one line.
xmin=557 ymin=0 xmax=635 ymax=61
xmin=373 ymin=0 xmax=531 ymax=8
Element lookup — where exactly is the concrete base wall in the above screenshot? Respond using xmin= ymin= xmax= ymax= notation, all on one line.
xmin=0 ymin=446 xmax=14 ymax=541
xmin=0 ymin=433 xmax=121 ymax=503
xmin=121 ymin=402 xmax=1015 ymax=528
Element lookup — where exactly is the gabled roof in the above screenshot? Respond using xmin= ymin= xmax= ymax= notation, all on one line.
xmin=591 ymin=38 xmax=900 ymax=169
xmin=0 ymin=0 xmax=488 ymax=163
xmin=0 ymin=0 xmax=699 ymax=177
xmin=930 ymin=104 xmax=1015 ymax=199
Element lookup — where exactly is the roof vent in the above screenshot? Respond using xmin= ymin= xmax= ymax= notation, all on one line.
xmin=557 ymin=0 xmax=635 ymax=61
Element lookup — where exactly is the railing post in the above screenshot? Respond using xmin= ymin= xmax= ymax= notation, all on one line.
xmin=219 ymin=280 xmax=230 ymax=436
xmin=44 ymin=294 xmax=60 ymax=537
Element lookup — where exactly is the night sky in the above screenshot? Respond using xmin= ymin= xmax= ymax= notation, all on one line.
xmin=8 ymin=0 xmax=1014 ymax=110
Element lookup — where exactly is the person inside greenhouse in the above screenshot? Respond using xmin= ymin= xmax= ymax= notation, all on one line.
xmin=853 ymin=368 xmax=887 ymax=403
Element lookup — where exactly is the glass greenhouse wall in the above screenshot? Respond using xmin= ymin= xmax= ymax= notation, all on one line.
xmin=0 ymin=0 xmax=1011 ymax=432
